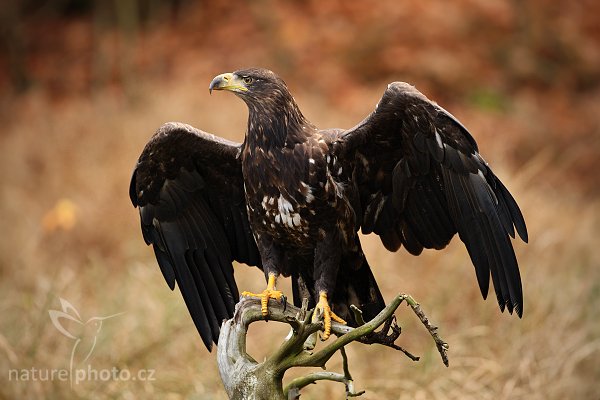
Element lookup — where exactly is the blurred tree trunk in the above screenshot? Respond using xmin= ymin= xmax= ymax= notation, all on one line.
xmin=114 ymin=0 xmax=139 ymax=96
xmin=92 ymin=0 xmax=140 ymax=95
xmin=0 ymin=0 xmax=30 ymax=92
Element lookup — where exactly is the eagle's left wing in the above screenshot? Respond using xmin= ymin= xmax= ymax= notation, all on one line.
xmin=333 ymin=82 xmax=528 ymax=316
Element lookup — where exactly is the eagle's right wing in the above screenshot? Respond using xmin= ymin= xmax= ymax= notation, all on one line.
xmin=130 ymin=122 xmax=260 ymax=350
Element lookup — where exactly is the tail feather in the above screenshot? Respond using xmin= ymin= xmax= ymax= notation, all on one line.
xmin=331 ymin=255 xmax=385 ymax=326
xmin=291 ymin=253 xmax=385 ymax=327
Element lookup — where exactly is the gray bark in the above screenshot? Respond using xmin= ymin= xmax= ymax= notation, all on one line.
xmin=217 ymin=294 xmax=449 ymax=399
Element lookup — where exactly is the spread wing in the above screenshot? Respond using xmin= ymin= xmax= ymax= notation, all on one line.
xmin=334 ymin=83 xmax=528 ymax=316
xmin=130 ymin=122 xmax=260 ymax=350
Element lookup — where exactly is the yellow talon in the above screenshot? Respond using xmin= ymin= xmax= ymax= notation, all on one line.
xmin=241 ymin=274 xmax=283 ymax=317
xmin=313 ymin=292 xmax=346 ymax=340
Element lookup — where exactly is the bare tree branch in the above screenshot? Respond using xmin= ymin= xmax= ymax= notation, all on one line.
xmin=403 ymin=294 xmax=450 ymax=367
xmin=217 ymin=293 xmax=448 ymax=399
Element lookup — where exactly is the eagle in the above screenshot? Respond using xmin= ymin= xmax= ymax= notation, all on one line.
xmin=130 ymin=68 xmax=528 ymax=350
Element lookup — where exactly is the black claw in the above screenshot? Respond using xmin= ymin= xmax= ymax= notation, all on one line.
xmin=281 ymin=294 xmax=287 ymax=312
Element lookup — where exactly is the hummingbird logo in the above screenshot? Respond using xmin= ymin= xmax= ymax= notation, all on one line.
xmin=48 ymin=298 xmax=123 ymax=385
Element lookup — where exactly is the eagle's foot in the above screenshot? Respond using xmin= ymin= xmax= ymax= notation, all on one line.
xmin=313 ymin=292 xmax=346 ymax=340
xmin=241 ymin=274 xmax=284 ymax=318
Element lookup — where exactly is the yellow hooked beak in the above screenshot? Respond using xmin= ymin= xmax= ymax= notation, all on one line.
xmin=209 ymin=72 xmax=249 ymax=94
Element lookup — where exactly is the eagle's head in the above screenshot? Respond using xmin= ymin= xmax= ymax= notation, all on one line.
xmin=209 ymin=68 xmax=291 ymax=107
xmin=209 ymin=68 xmax=311 ymax=146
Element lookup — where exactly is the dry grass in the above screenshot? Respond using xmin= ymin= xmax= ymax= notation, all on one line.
xmin=0 ymin=74 xmax=599 ymax=400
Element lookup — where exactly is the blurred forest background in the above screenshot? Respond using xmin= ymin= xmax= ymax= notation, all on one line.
xmin=1 ymin=0 xmax=599 ymax=399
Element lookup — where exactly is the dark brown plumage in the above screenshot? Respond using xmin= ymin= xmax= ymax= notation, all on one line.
xmin=130 ymin=68 xmax=528 ymax=350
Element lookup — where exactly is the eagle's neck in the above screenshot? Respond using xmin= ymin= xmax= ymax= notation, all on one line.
xmin=244 ymin=93 xmax=314 ymax=151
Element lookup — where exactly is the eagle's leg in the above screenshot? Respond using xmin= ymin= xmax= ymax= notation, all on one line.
xmin=241 ymin=236 xmax=285 ymax=318
xmin=313 ymin=291 xmax=346 ymax=340
xmin=312 ymin=236 xmax=347 ymax=340
xmin=241 ymin=273 xmax=284 ymax=317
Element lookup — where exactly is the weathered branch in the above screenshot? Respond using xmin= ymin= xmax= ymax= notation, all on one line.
xmin=217 ymin=294 xmax=448 ymax=399
xmin=284 ymin=340 xmax=366 ymax=398
xmin=403 ymin=294 xmax=450 ymax=367
xmin=284 ymin=294 xmax=408 ymax=369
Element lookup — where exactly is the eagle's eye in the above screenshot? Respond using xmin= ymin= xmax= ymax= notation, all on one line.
xmin=243 ymin=77 xmax=253 ymax=85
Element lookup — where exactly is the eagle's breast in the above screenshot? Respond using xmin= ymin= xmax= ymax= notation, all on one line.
xmin=242 ymin=133 xmax=352 ymax=248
